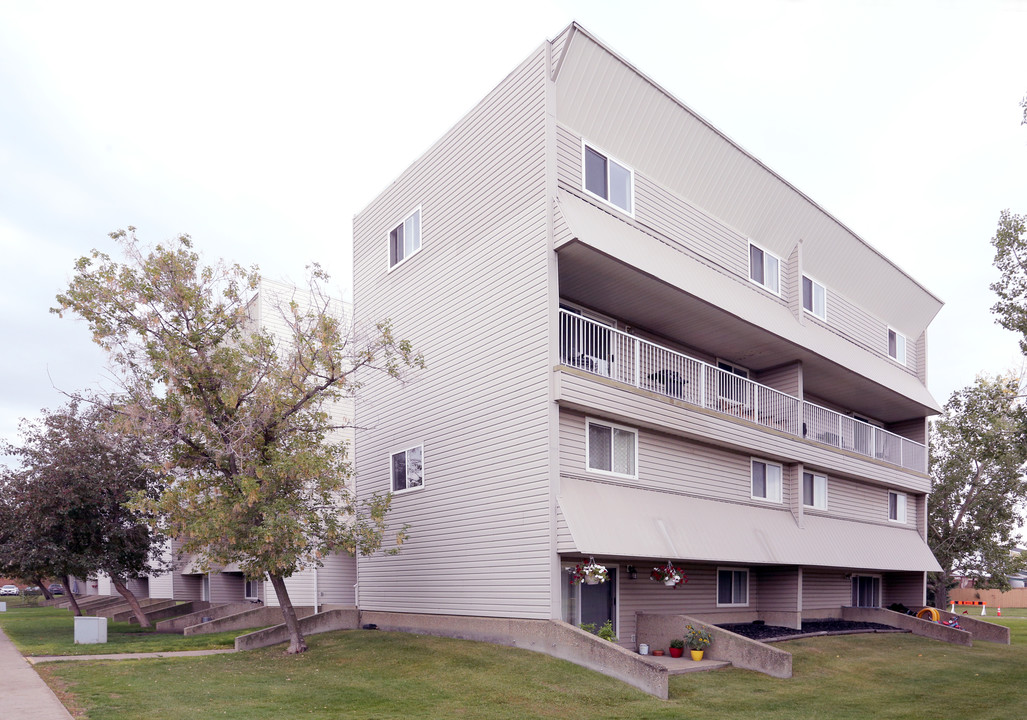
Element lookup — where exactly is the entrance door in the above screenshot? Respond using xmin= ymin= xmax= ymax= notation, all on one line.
xmin=579 ymin=574 xmax=617 ymax=633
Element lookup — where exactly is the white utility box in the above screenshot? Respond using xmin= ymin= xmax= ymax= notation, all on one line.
xmin=0 ymin=602 xmax=6 ymax=612
xmin=74 ymin=615 xmax=108 ymax=644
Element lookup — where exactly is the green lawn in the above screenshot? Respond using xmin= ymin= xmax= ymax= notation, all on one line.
xmin=0 ymin=605 xmax=241 ymax=655
xmin=31 ymin=615 xmax=1027 ymax=720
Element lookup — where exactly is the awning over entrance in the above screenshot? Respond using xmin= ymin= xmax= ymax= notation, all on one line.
xmin=557 ymin=478 xmax=941 ymax=573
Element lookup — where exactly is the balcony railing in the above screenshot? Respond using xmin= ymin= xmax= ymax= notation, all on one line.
xmin=559 ymin=310 xmax=926 ymax=473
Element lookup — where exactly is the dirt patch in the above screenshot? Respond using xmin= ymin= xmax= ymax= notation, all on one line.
xmin=718 ymin=619 xmax=897 ymax=641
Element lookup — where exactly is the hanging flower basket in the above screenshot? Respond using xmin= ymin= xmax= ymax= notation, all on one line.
xmin=650 ymin=562 xmax=687 ymax=588
xmin=568 ymin=557 xmax=609 ymax=585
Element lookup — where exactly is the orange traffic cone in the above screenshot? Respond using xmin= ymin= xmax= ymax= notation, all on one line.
xmin=998 ymin=607 xmax=1002 ymax=616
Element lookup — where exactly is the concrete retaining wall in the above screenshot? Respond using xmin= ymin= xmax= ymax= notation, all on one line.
xmin=156 ymin=602 xmax=251 ymax=634
xmin=108 ymin=599 xmax=178 ymax=622
xmin=358 ymin=610 xmax=669 ymax=699
xmin=841 ymin=607 xmax=972 ymax=646
xmin=184 ymin=605 xmax=314 ymax=636
xmin=931 ymin=608 xmax=1009 ymax=644
xmin=636 ymin=613 xmax=792 ymax=679
xmin=126 ymin=601 xmax=209 ymax=625
xmin=235 ymin=608 xmax=361 ymax=651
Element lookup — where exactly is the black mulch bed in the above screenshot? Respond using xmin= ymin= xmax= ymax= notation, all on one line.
xmin=718 ymin=619 xmax=899 ymax=642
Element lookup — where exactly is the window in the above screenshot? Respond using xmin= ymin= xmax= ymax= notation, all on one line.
xmin=802 ymin=275 xmax=826 ymax=319
xmin=244 ymin=579 xmax=260 ymax=601
xmin=583 ymin=143 xmax=633 ymax=213
xmin=888 ymin=328 xmax=907 ymax=365
xmin=586 ymin=419 xmax=637 ymax=478
xmin=391 ymin=445 xmax=424 ymax=492
xmin=717 ymin=360 xmax=750 ymax=404
xmin=749 ymin=242 xmax=780 ymax=294
xmin=751 ymin=459 xmax=782 ymax=503
xmin=803 ymin=471 xmax=828 ymax=510
xmin=717 ymin=568 xmax=749 ymax=606
xmin=388 ymin=208 xmax=421 ymax=269
xmin=888 ymin=491 xmax=906 ymax=523
xmin=851 ymin=575 xmax=881 ymax=608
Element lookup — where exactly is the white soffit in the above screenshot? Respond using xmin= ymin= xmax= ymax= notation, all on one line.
xmin=557 ymin=478 xmax=942 ymax=573
xmin=553 ymin=24 xmax=942 ymax=338
xmin=555 ymin=192 xmax=943 ymax=414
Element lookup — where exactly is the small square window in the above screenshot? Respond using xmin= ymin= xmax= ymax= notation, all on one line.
xmin=586 ymin=418 xmax=637 ymax=478
xmin=391 ymin=445 xmax=424 ymax=492
xmin=888 ymin=491 xmax=906 ymax=523
xmin=583 ymin=143 xmax=633 ymax=214
xmin=749 ymin=242 xmax=780 ymax=294
xmin=717 ymin=568 xmax=749 ymax=606
xmin=802 ymin=276 xmax=826 ymax=319
xmin=388 ymin=208 xmax=421 ymax=269
xmin=751 ymin=459 xmax=782 ymax=503
xmin=888 ymin=329 xmax=907 ymax=365
xmin=244 ymin=579 xmax=260 ymax=600
xmin=803 ymin=471 xmax=828 ymax=510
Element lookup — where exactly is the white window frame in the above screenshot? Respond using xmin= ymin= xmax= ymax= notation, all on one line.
xmin=244 ymin=579 xmax=260 ymax=601
xmin=748 ymin=241 xmax=781 ymax=295
xmin=888 ymin=328 xmax=907 ymax=365
xmin=716 ymin=567 xmax=750 ymax=607
xmin=888 ymin=491 xmax=907 ymax=523
xmin=802 ymin=471 xmax=828 ymax=510
xmin=585 ymin=417 xmax=638 ymax=479
xmin=851 ymin=574 xmax=882 ymax=608
xmin=751 ymin=458 xmax=783 ymax=503
xmin=387 ymin=206 xmax=422 ymax=271
xmin=582 ymin=141 xmax=634 ymax=216
xmin=802 ymin=274 xmax=827 ymax=320
xmin=390 ymin=444 xmax=424 ymax=494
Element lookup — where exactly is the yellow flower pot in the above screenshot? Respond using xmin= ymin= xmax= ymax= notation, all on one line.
xmin=690 ymin=650 xmax=704 ymax=661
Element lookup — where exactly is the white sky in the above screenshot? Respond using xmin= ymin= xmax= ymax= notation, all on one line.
xmin=2 ymin=0 xmax=1026 ymax=451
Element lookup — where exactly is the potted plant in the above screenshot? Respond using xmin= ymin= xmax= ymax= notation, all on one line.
xmin=597 ymin=620 xmax=618 ymax=642
xmin=568 ymin=557 xmax=609 ymax=585
xmin=668 ymin=638 xmax=685 ymax=658
xmin=685 ymin=623 xmax=712 ymax=661
xmin=650 ymin=562 xmax=688 ymax=588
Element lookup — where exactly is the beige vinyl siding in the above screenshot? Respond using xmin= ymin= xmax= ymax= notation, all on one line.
xmin=209 ymin=573 xmax=244 ymax=604
xmin=888 ymin=417 xmax=927 ymax=445
xmin=884 ymin=571 xmax=926 ymax=607
xmin=802 ymin=569 xmax=851 ymax=614
xmin=316 ymin=552 xmax=356 ymax=606
xmin=125 ymin=578 xmax=148 ymax=598
xmin=557 ymin=371 xmax=931 ymax=494
xmin=559 ymin=409 xmax=782 ymax=507
xmin=555 ymin=506 xmax=575 ymax=552
xmin=265 ymin=568 xmax=316 ymax=608
xmin=753 ymin=566 xmax=800 ymax=612
xmin=353 ymin=46 xmax=553 ymax=619
xmin=754 ymin=362 xmax=801 ymax=398
xmin=148 ymin=541 xmax=175 ymax=599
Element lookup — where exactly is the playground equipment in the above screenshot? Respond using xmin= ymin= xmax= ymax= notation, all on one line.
xmin=949 ymin=601 xmax=986 ymax=615
xmin=916 ymin=607 xmax=940 ymax=621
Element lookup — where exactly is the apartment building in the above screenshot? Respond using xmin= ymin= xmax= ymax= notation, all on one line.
xmin=352 ymin=22 xmax=942 ymax=647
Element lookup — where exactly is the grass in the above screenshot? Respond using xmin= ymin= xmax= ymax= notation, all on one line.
xmin=0 ymin=605 xmax=241 ymax=655
xmin=31 ymin=614 xmax=1027 ymax=720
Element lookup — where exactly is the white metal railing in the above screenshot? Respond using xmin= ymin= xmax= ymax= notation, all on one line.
xmin=559 ymin=310 xmax=926 ymax=473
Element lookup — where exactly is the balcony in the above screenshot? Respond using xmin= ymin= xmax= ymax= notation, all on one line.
xmin=559 ymin=310 xmax=927 ymax=473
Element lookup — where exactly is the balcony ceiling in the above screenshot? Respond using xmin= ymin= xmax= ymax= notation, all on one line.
xmin=557 ymin=240 xmax=935 ymax=424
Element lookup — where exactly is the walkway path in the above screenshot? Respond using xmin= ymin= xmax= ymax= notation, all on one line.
xmin=0 ymin=626 xmax=74 ymax=720
xmin=27 ymin=648 xmax=236 ymax=664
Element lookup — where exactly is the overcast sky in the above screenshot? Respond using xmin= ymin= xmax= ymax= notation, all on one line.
xmin=2 ymin=0 xmax=1026 ymax=452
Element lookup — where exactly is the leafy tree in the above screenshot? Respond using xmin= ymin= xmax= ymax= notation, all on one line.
xmin=53 ymin=229 xmax=421 ymax=653
xmin=928 ymin=375 xmax=1027 ymax=609
xmin=990 ymin=210 xmax=1027 ymax=351
xmin=0 ymin=401 xmax=165 ymax=625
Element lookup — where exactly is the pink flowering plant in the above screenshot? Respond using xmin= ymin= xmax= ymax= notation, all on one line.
xmin=650 ymin=563 xmax=688 ymax=587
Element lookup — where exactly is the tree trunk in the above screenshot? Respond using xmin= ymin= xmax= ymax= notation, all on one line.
xmin=63 ymin=576 xmax=82 ymax=616
xmin=268 ymin=572 xmax=307 ymax=654
xmin=111 ymin=576 xmax=151 ymax=628
xmin=37 ymin=577 xmax=53 ymax=600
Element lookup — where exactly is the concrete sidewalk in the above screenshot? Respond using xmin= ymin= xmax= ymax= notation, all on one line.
xmin=28 ymin=648 xmax=236 ymax=664
xmin=0 ymin=626 xmax=73 ymax=720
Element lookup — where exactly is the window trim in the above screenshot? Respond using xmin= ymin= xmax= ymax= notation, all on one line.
xmin=390 ymin=444 xmax=425 ymax=494
xmin=748 ymin=240 xmax=781 ymax=295
xmin=750 ymin=458 xmax=783 ymax=504
xmin=716 ymin=567 xmax=750 ymax=607
xmin=888 ymin=491 xmax=907 ymax=523
xmin=386 ymin=206 xmax=423 ymax=272
xmin=585 ymin=417 xmax=638 ymax=480
xmin=581 ymin=140 xmax=635 ymax=216
xmin=244 ymin=578 xmax=260 ymax=601
xmin=851 ymin=573 xmax=882 ymax=608
xmin=802 ymin=274 xmax=827 ymax=320
xmin=887 ymin=328 xmax=907 ymax=365
xmin=802 ymin=471 xmax=828 ymax=510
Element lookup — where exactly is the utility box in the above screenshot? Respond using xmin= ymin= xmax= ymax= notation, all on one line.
xmin=0 ymin=602 xmax=6 ymax=612
xmin=74 ymin=615 xmax=108 ymax=644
